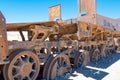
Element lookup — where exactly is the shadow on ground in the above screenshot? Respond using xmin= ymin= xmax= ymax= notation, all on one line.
xmin=72 ymin=67 xmax=108 ymax=80
xmin=69 ymin=53 xmax=120 ymax=80
xmin=89 ymin=53 xmax=120 ymax=68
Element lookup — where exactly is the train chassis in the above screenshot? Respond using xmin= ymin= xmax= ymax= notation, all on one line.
xmin=0 ymin=12 xmax=120 ymax=80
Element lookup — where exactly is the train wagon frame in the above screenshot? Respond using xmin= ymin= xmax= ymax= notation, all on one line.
xmin=0 ymin=12 xmax=120 ymax=80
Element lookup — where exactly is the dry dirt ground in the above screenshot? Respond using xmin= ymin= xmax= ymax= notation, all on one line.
xmin=68 ymin=53 xmax=120 ymax=80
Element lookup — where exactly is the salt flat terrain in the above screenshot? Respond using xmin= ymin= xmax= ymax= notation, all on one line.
xmin=69 ymin=53 xmax=120 ymax=80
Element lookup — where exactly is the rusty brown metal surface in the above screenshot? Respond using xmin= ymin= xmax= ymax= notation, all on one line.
xmin=6 ymin=21 xmax=57 ymax=31
xmin=78 ymin=0 xmax=96 ymax=14
xmin=0 ymin=12 xmax=8 ymax=61
xmin=78 ymin=0 xmax=96 ymax=24
xmin=59 ymin=23 xmax=77 ymax=35
xmin=48 ymin=4 xmax=61 ymax=21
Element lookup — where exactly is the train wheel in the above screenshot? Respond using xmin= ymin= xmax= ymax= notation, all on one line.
xmin=110 ymin=46 xmax=115 ymax=53
xmin=74 ymin=50 xmax=85 ymax=68
xmin=100 ymin=46 xmax=106 ymax=57
xmin=116 ymin=47 xmax=120 ymax=53
xmin=3 ymin=50 xmax=40 ymax=80
xmin=91 ymin=48 xmax=100 ymax=62
xmin=105 ymin=48 xmax=110 ymax=55
xmin=43 ymin=54 xmax=71 ymax=80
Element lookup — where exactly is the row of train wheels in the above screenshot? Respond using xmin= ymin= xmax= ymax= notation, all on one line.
xmin=2 ymin=47 xmax=113 ymax=80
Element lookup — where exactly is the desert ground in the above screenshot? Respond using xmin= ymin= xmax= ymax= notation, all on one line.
xmin=68 ymin=53 xmax=120 ymax=80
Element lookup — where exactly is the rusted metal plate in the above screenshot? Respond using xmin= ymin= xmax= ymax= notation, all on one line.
xmin=78 ymin=0 xmax=96 ymax=24
xmin=78 ymin=22 xmax=92 ymax=39
xmin=78 ymin=0 xmax=96 ymax=15
xmin=0 ymin=12 xmax=7 ymax=60
xmin=59 ymin=23 xmax=77 ymax=35
xmin=48 ymin=4 xmax=61 ymax=21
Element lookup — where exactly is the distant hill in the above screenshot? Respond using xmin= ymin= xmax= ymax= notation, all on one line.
xmin=116 ymin=18 xmax=120 ymax=21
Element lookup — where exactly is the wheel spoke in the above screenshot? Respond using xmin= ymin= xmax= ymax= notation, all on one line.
xmin=58 ymin=57 xmax=62 ymax=66
xmin=78 ymin=56 xmax=83 ymax=67
xmin=30 ymin=69 xmax=36 ymax=79
xmin=79 ymin=55 xmax=83 ymax=62
xmin=25 ymin=55 xmax=30 ymax=63
xmin=20 ymin=77 xmax=24 ymax=80
xmin=96 ymin=51 xmax=99 ymax=60
xmin=51 ymin=62 xmax=58 ymax=79
xmin=92 ymin=50 xmax=100 ymax=62
xmin=58 ymin=57 xmax=64 ymax=67
xmin=13 ymin=65 xmax=20 ymax=69
xmin=13 ymin=72 xmax=20 ymax=79
xmin=27 ymin=76 xmax=31 ymax=80
xmin=19 ymin=57 xmax=25 ymax=65
xmin=16 ymin=75 xmax=24 ymax=80
xmin=63 ymin=67 xmax=68 ymax=73
xmin=78 ymin=58 xmax=82 ymax=64
xmin=32 ymin=69 xmax=36 ymax=72
xmin=57 ymin=61 xmax=60 ymax=69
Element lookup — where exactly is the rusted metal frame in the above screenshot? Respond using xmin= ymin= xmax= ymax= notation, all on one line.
xmin=77 ymin=21 xmax=81 ymax=40
xmin=19 ymin=30 xmax=25 ymax=41
xmin=112 ymin=31 xmax=120 ymax=37
xmin=31 ymin=30 xmax=38 ymax=41
xmin=30 ymin=29 xmax=44 ymax=41
xmin=59 ymin=35 xmax=79 ymax=55
xmin=6 ymin=21 xmax=57 ymax=31
xmin=8 ymin=41 xmax=34 ymax=50
xmin=30 ymin=25 xmax=53 ymax=41
xmin=108 ymin=32 xmax=116 ymax=50
xmin=78 ymin=35 xmax=90 ymax=51
xmin=79 ymin=40 xmax=87 ymax=50
xmin=92 ymin=32 xmax=103 ymax=40
xmin=0 ymin=12 xmax=9 ymax=64
xmin=91 ymin=25 xmax=104 ymax=44
xmin=43 ymin=41 xmax=54 ymax=53
xmin=85 ymin=37 xmax=91 ymax=51
xmin=111 ymin=33 xmax=116 ymax=48
xmin=41 ymin=39 xmax=71 ymax=54
xmin=78 ymin=22 xmax=92 ymax=40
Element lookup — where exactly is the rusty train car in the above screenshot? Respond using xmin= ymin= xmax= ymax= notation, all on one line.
xmin=0 ymin=12 xmax=120 ymax=80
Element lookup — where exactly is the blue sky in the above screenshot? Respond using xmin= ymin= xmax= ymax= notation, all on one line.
xmin=0 ymin=0 xmax=120 ymax=23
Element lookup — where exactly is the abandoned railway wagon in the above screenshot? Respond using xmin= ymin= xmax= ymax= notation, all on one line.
xmin=0 ymin=12 xmax=120 ymax=80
